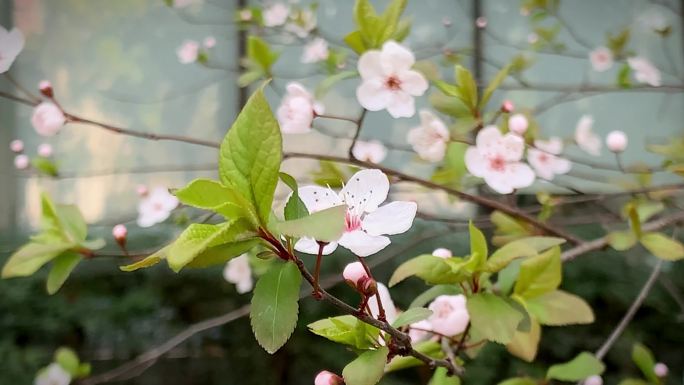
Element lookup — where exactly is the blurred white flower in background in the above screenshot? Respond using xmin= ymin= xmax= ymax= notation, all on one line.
xmin=301 ymin=37 xmax=329 ymax=63
xmin=31 ymin=102 xmax=65 ymax=137
xmin=285 ymin=8 xmax=316 ymax=38
xmin=277 ymin=82 xmax=324 ymax=134
xmin=351 ymin=140 xmax=387 ymax=164
xmin=136 ymin=187 xmax=178 ymax=228
xmin=574 ymin=115 xmax=601 ymax=156
xmin=527 ymin=138 xmax=571 ymax=180
xmin=176 ymin=40 xmax=199 ymax=64
xmin=0 ymin=25 xmax=24 ymax=73
xmin=34 ymin=363 xmax=71 ymax=385
xmin=407 ymin=110 xmax=450 ymax=162
xmin=223 ymin=254 xmax=253 ymax=294
xmin=263 ymin=3 xmax=289 ymax=27
xmin=427 ymin=294 xmax=470 ymax=336
xmin=589 ymin=47 xmax=613 ymax=72
xmin=628 ymin=56 xmax=661 ymax=87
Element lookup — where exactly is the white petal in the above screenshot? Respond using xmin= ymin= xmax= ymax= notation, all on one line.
xmin=379 ymin=41 xmax=415 ymax=72
xmin=399 ymin=70 xmax=428 ymax=96
xmin=464 ymin=146 xmax=487 ymax=177
xmin=294 ymin=237 xmax=338 ymax=255
xmin=352 ymin=140 xmax=387 ymax=163
xmin=476 ymin=125 xmax=503 ymax=150
xmin=356 ymin=79 xmax=392 ymax=111
xmin=500 ymin=133 xmax=525 ymax=161
xmin=552 ymin=157 xmax=572 ymax=175
xmin=369 ymin=283 xmax=398 ymax=324
xmin=338 ymin=230 xmax=390 ymax=257
xmin=386 ymin=91 xmax=415 ymax=118
xmin=362 ymin=201 xmax=417 ymax=236
xmin=340 ymin=169 xmax=389 ymax=213
xmin=507 ymin=162 xmax=536 ymax=189
xmin=298 ymin=185 xmax=343 ymax=213
xmin=357 ymin=50 xmax=385 ymax=79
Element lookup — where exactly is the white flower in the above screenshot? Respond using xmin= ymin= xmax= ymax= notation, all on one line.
xmin=407 ymin=110 xmax=450 ymax=162
xmin=654 ymin=363 xmax=669 ymax=377
xmin=356 ymin=41 xmax=428 ymax=118
xmin=0 ymin=25 xmax=24 ymax=74
xmin=639 ymin=9 xmax=669 ymax=33
xmin=301 ymin=37 xmax=329 ymax=64
xmin=574 ymin=115 xmax=601 ymax=156
xmin=465 ymin=126 xmax=535 ymax=194
xmin=136 ymin=187 xmax=178 ymax=228
xmin=35 ymin=363 xmax=71 ymax=385
xmin=589 ymin=47 xmax=613 ymax=72
xmin=31 ymin=102 xmax=66 ymax=137
xmin=223 ymin=254 xmax=253 ymax=293
xmin=527 ymin=137 xmax=571 ymax=180
xmin=176 ymin=40 xmax=199 ymax=64
xmin=508 ymin=113 xmax=528 ymax=135
xmin=285 ymin=9 xmax=316 ymax=38
xmin=351 ymin=140 xmax=387 ymax=163
xmin=427 ymin=294 xmax=469 ymax=336
xmin=432 ymin=248 xmax=452 ymax=258
xmin=368 ymin=283 xmax=397 ymax=324
xmin=37 ymin=143 xmax=53 ymax=157
xmin=10 ymin=139 xmax=24 ymax=153
xmin=294 ymin=169 xmax=417 ymax=257
xmin=276 ymin=82 xmax=324 ymax=134
xmin=475 ymin=17 xmax=487 ymax=28
xmin=606 ymin=130 xmax=628 ymax=152
xmin=263 ymin=3 xmax=289 ymax=27
xmin=408 ymin=319 xmax=433 ymax=342
xmin=584 ymin=375 xmax=603 ymax=385
xmin=628 ymin=56 xmax=661 ymax=87
xmin=14 ymin=154 xmax=29 ymax=170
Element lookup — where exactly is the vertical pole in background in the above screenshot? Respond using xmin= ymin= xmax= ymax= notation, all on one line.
xmin=236 ymin=0 xmax=248 ymax=110
xmin=0 ymin=0 xmax=17 ymax=234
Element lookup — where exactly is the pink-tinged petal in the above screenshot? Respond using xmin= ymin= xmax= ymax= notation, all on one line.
xmin=285 ymin=82 xmax=310 ymax=98
xmin=357 ymin=50 xmax=385 ymax=79
xmin=500 ymin=133 xmax=525 ymax=161
xmin=483 ymin=172 xmax=515 ymax=194
xmin=475 ymin=125 xmax=503 ymax=150
xmin=298 ymin=185 xmax=343 ymax=213
xmin=507 ymin=162 xmax=536 ymax=189
xmin=552 ymin=157 xmax=572 ymax=175
xmin=399 ymin=70 xmax=428 ymax=96
xmin=340 ymin=169 xmax=389 ymax=213
xmin=362 ymin=201 xmax=417 ymax=236
xmin=386 ymin=91 xmax=415 ymax=118
xmin=527 ymin=149 xmax=554 ymax=180
xmin=379 ymin=41 xmax=415 ymax=72
xmin=464 ymin=146 xmax=487 ymax=177
xmin=356 ymin=79 xmax=392 ymax=111
xmin=368 ymin=283 xmax=398 ymax=324
xmin=338 ymin=230 xmax=390 ymax=257
xmin=294 ymin=237 xmax=338 ymax=255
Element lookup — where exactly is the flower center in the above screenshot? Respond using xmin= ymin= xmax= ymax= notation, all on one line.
xmin=435 ymin=303 xmax=453 ymax=318
xmin=385 ymin=75 xmax=402 ymax=90
xmin=345 ymin=211 xmax=362 ymax=232
xmin=538 ymin=153 xmax=549 ymax=163
xmin=488 ymin=155 xmax=506 ymax=171
xmin=153 ymin=202 xmax=164 ymax=211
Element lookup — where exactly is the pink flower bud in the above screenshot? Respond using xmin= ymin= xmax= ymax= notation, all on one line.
xmin=508 ymin=113 xmax=528 ymax=135
xmin=475 ymin=17 xmax=487 ymax=28
xmin=112 ymin=224 xmax=127 ymax=244
xmin=314 ymin=371 xmax=342 ymax=385
xmin=441 ymin=17 xmax=452 ymax=27
xmin=10 ymin=139 xmax=24 ymax=153
xmin=432 ymin=248 xmax=452 ymax=258
xmin=136 ymin=184 xmax=149 ymax=197
xmin=31 ymin=102 xmax=66 ymax=137
xmin=14 ymin=154 xmax=29 ymax=170
xmin=39 ymin=80 xmax=53 ymax=98
xmin=501 ymin=100 xmax=514 ymax=113
xmin=654 ymin=363 xmax=668 ymax=377
xmin=606 ymin=130 xmax=628 ymax=152
xmin=203 ymin=36 xmax=216 ymax=48
xmin=37 ymin=143 xmax=53 ymax=157
xmin=584 ymin=375 xmax=602 ymax=385
xmin=343 ymin=262 xmax=369 ymax=287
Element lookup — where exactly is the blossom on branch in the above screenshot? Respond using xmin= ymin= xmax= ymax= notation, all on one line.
xmin=351 ymin=140 xmax=387 ymax=163
xmin=314 ymin=371 xmax=343 ymax=385
xmin=574 ymin=115 xmax=601 ymax=156
xmin=589 ymin=47 xmax=613 ymax=72
xmin=0 ymin=25 xmax=24 ymax=74
xmin=223 ymin=254 xmax=253 ymax=294
xmin=301 ymin=37 xmax=329 ymax=64
xmin=276 ymin=82 xmax=324 ymax=134
xmin=465 ymin=126 xmax=535 ymax=194
xmin=508 ymin=113 xmax=528 ymax=135
xmin=263 ymin=3 xmax=289 ymax=27
xmin=427 ymin=294 xmax=469 ymax=336
xmin=628 ymin=56 xmax=661 ymax=87
xmin=176 ymin=40 xmax=199 ymax=64
xmin=407 ymin=110 xmax=450 ymax=162
xmin=606 ymin=130 xmax=628 ymax=152
xmin=356 ymin=41 xmax=428 ymax=118
xmin=136 ymin=187 xmax=178 ymax=228
xmin=527 ymin=137 xmax=571 ymax=180
xmin=294 ymin=169 xmax=417 ymax=257
xmin=31 ymin=102 xmax=65 ymax=137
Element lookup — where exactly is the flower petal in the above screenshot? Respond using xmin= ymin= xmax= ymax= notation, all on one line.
xmin=294 ymin=237 xmax=338 ymax=255
xmin=298 ymin=185 xmax=343 ymax=213
xmin=465 ymin=146 xmax=487 ymax=177
xmin=386 ymin=91 xmax=415 ymax=118
xmin=500 ymin=133 xmax=525 ymax=161
xmin=368 ymin=283 xmax=398 ymax=324
xmin=356 ymin=79 xmax=392 ymax=111
xmin=340 ymin=169 xmax=389 ymax=213
xmin=476 ymin=125 xmax=503 ymax=150
xmin=399 ymin=70 xmax=428 ymax=96
xmin=379 ymin=41 xmax=415 ymax=72
xmin=338 ymin=230 xmax=390 ymax=257
xmin=362 ymin=201 xmax=417 ymax=236
xmin=358 ymin=50 xmax=385 ymax=79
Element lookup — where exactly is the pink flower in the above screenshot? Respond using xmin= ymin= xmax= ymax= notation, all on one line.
xmin=276 ymin=82 xmax=324 ymax=134
xmin=31 ymin=102 xmax=65 ymax=137
xmin=508 ymin=113 xmax=528 ymax=135
xmin=628 ymin=56 xmax=661 ymax=87
xmin=176 ymin=40 xmax=199 ymax=64
xmin=575 ymin=115 xmax=601 ymax=156
xmin=38 ymin=80 xmax=53 ymax=97
xmin=427 ymin=294 xmax=469 ymax=336
xmin=203 ymin=36 xmax=216 ymax=48
xmin=584 ymin=375 xmax=602 ymax=385
xmin=9 ymin=139 xmax=24 ymax=153
xmin=301 ymin=37 xmax=329 ymax=64
xmin=654 ymin=363 xmax=669 ymax=377
xmin=136 ymin=184 xmax=149 ymax=197
xmin=408 ymin=319 xmax=433 ymax=342
xmin=14 ymin=154 xmax=29 ymax=170
xmin=606 ymin=130 xmax=628 ymax=152
xmin=352 ymin=140 xmax=387 ymax=164
xmin=223 ymin=254 xmax=253 ymax=293
xmin=112 ymin=224 xmax=127 ymax=242
xmin=294 ymin=169 xmax=417 ymax=257
xmin=342 ymin=261 xmax=369 ymax=287
xmin=527 ymin=138 xmax=571 ymax=180
xmin=501 ymin=100 xmax=514 ymax=113
xmin=356 ymin=41 xmax=428 ymax=118
xmin=37 ymin=143 xmax=53 ymax=157
xmin=589 ymin=47 xmax=613 ymax=72
xmin=432 ymin=248 xmax=452 ymax=258
xmin=465 ymin=126 xmax=535 ymax=194
xmin=263 ymin=3 xmax=289 ymax=27
xmin=136 ymin=187 xmax=178 ymax=228
xmin=314 ymin=371 xmax=342 ymax=385
xmin=475 ymin=17 xmax=487 ymax=28
xmin=407 ymin=110 xmax=450 ymax=162
xmin=0 ymin=25 xmax=24 ymax=74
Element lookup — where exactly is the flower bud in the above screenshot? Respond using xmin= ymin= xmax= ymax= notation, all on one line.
xmin=584 ymin=375 xmax=602 ymax=385
xmin=136 ymin=184 xmax=149 ymax=197
xmin=343 ymin=262 xmax=371 ymax=292
xmin=432 ymin=248 xmax=452 ymax=258
xmin=203 ymin=36 xmax=216 ymax=48
xmin=654 ymin=362 xmax=668 ymax=377
xmin=14 ymin=154 xmax=29 ymax=170
xmin=508 ymin=113 xmax=528 ymax=135
xmin=31 ymin=102 xmax=65 ymax=137
xmin=606 ymin=130 xmax=628 ymax=152
xmin=314 ymin=371 xmax=343 ymax=385
xmin=501 ymin=100 xmax=514 ymax=113
xmin=112 ymin=224 xmax=127 ymax=246
xmin=37 ymin=143 xmax=53 ymax=157
xmin=9 ymin=139 xmax=24 ymax=153
xmin=39 ymin=80 xmax=53 ymax=98
xmin=475 ymin=17 xmax=487 ymax=28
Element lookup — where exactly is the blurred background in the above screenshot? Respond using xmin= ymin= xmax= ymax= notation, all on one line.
xmin=0 ymin=0 xmax=683 ymax=384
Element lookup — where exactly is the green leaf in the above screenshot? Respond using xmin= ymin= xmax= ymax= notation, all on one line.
xmin=454 ymin=65 xmax=478 ymax=111
xmin=250 ymin=261 xmax=302 ymax=354
xmin=429 ymin=92 xmax=472 ymax=118
xmin=497 ymin=378 xmax=537 ymax=385
xmin=409 ymin=285 xmax=462 ymax=308
xmin=279 ymin=173 xmax=308 ymax=221
xmin=618 ymin=379 xmax=651 ymax=385
xmin=238 ymin=70 xmax=263 ymax=88
xmin=343 ymin=31 xmax=368 ymax=54
xmin=469 ymin=221 xmax=488 ymax=263
xmin=173 ymin=178 xmax=259 ymax=224
xmin=525 ymin=290 xmax=594 ymax=326
xmin=640 ymin=232 xmax=684 ymax=261
xmin=185 ymin=239 xmax=259 ymax=269
xmin=431 ymin=142 xmax=468 ymax=189
xmin=247 ymin=36 xmax=279 ymax=74
xmin=392 ymin=18 xmax=412 ymax=41
xmin=54 ymin=347 xmax=80 ymax=376
xmin=392 ymin=307 xmax=432 ymax=328
xmin=386 ymin=340 xmax=443 ymax=372
xmin=46 ymin=252 xmax=82 ymax=294
xmin=76 ymin=363 xmax=91 ymax=378
xmin=316 ymin=70 xmax=358 ymax=98
xmin=389 ymin=255 xmax=467 ymax=287
xmin=632 ymin=343 xmax=659 ymax=384
xmin=342 ymin=347 xmax=389 ymax=385
xmin=433 ymin=79 xmax=460 ymax=96
xmin=607 ymin=230 xmax=638 ymax=251
xmin=31 ymin=157 xmax=59 ymax=177
xmin=506 ymin=318 xmax=540 ymax=362
xmin=119 ymin=247 xmax=168 ymax=272
xmin=53 ymin=204 xmax=88 ymax=243
xmin=486 ymin=237 xmax=565 ymax=273
xmin=274 ymin=205 xmax=347 ymax=242
xmin=547 ymin=352 xmax=605 ymax=381
xmin=514 ymin=246 xmax=561 ymax=299
xmin=167 ymin=220 xmax=256 ymax=272
xmin=2 ymin=242 xmax=73 ymax=278
xmin=379 ymin=0 xmax=407 ymax=42
xmin=308 ymin=315 xmax=380 ymax=350
xmin=480 ymin=65 xmax=510 ymax=108
xmin=219 ymin=86 xmax=282 ymax=225
xmin=429 ymin=367 xmax=461 ymax=385
xmin=467 ymin=293 xmax=524 ymax=344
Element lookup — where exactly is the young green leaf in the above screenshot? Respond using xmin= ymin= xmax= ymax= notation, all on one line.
xmin=46 ymin=252 xmax=82 ymax=294
xmin=389 ymin=255 xmax=468 ymax=287
xmin=316 ymin=70 xmax=358 ymax=98
xmin=392 ymin=307 xmax=432 ymax=328
xmin=343 ymin=31 xmax=368 ymax=54
xmin=274 ymin=205 xmax=347 ymax=242
xmin=2 ymin=242 xmax=74 ymax=278
xmin=469 ymin=221 xmax=488 ymax=262
xmin=54 ymin=347 xmax=81 ymax=376
xmin=480 ymin=65 xmax=510 ymax=108
xmin=486 ymin=237 xmax=565 ymax=273
xmin=506 ymin=318 xmax=541 ymax=362
xmin=428 ymin=367 xmax=461 ymax=385
xmin=454 ymin=65 xmax=478 ymax=112
xmin=250 ymin=261 xmax=302 ymax=354
xmin=607 ymin=230 xmax=638 ymax=251
xmin=546 ymin=352 xmax=605 ymax=381
xmin=467 ymin=293 xmax=524 ymax=344
xmin=185 ymin=239 xmax=259 ymax=269
xmin=219 ymin=86 xmax=282 ymax=225
xmin=247 ymin=36 xmax=279 ymax=74
xmin=632 ymin=343 xmax=659 ymax=384
xmin=120 ymin=246 xmax=168 ymax=272
xmin=173 ymin=178 xmax=259 ymax=225
xmin=308 ymin=315 xmax=380 ymax=350
xmin=31 ymin=157 xmax=59 ymax=177
xmin=514 ymin=246 xmax=561 ymax=299
xmin=279 ymin=172 xmax=308 ymax=221
xmin=342 ymin=347 xmax=389 ymax=385
xmin=640 ymin=232 xmax=684 ymax=261
xmin=525 ymin=290 xmax=594 ymax=326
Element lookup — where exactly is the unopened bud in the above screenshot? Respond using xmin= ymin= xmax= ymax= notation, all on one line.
xmin=39 ymin=80 xmax=53 ymax=98
xmin=14 ymin=154 xmax=29 ymax=170
xmin=10 ymin=139 xmax=24 ymax=153
xmin=501 ymin=100 xmax=514 ymax=113
xmin=432 ymin=248 xmax=452 ymax=258
xmin=475 ymin=16 xmax=487 ymax=28
xmin=606 ymin=130 xmax=628 ymax=152
xmin=136 ymin=184 xmax=149 ymax=197
xmin=508 ymin=113 xmax=528 ymax=135
xmin=113 ymin=224 xmax=127 ymax=245
xmin=37 ymin=143 xmax=53 ymax=158
xmin=343 ymin=262 xmax=370 ymax=290
xmin=314 ymin=371 xmax=343 ymax=385
xmin=654 ymin=363 xmax=668 ymax=377
xmin=584 ymin=375 xmax=602 ymax=385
